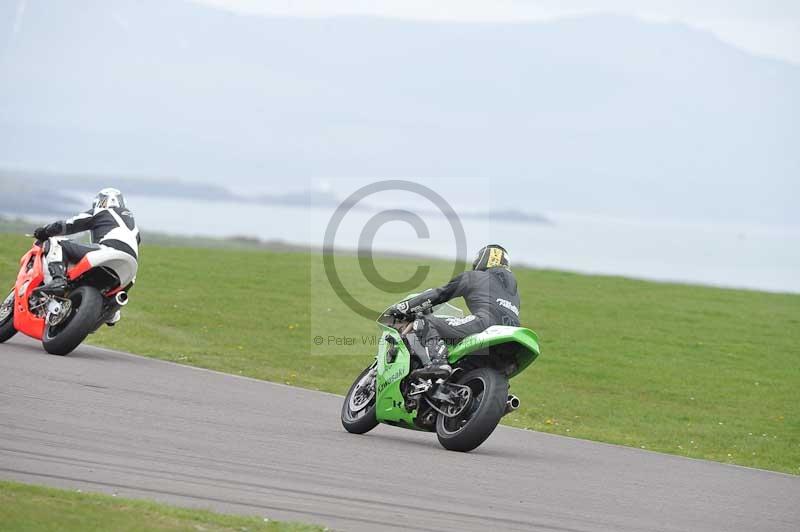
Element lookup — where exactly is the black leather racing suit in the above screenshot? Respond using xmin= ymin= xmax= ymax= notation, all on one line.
xmin=399 ymin=267 xmax=521 ymax=361
xmin=44 ymin=207 xmax=141 ymax=262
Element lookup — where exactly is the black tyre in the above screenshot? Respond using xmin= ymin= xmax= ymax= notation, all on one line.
xmin=0 ymin=290 xmax=16 ymax=343
xmin=436 ymin=367 xmax=508 ymax=452
xmin=341 ymin=364 xmax=379 ymax=434
xmin=42 ymin=286 xmax=102 ymax=356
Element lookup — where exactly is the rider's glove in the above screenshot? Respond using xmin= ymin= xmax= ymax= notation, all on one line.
xmin=33 ymin=227 xmax=49 ymax=241
xmin=34 ymin=222 xmax=63 ymax=241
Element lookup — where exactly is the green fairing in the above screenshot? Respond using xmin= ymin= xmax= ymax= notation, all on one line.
xmin=375 ymin=294 xmax=539 ymax=430
xmin=374 ymin=324 xmax=417 ymax=425
xmin=373 ymin=304 xmax=540 ymax=426
xmin=448 ymin=326 xmax=540 ymax=378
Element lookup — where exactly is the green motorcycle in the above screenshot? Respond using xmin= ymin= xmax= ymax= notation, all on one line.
xmin=341 ymin=297 xmax=540 ymax=452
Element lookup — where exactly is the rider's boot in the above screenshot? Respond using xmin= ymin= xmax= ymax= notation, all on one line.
xmin=411 ymin=340 xmax=452 ymax=379
xmin=38 ymin=262 xmax=68 ymax=296
xmin=106 ymin=310 xmax=121 ymax=327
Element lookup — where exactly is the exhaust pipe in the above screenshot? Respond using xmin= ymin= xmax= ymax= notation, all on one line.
xmin=504 ymin=394 xmax=520 ymax=416
xmin=115 ymin=291 xmax=129 ymax=306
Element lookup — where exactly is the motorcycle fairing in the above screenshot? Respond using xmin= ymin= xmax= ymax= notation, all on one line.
xmin=12 ymin=241 xmax=131 ymax=340
xmin=371 ymin=298 xmax=540 ymax=426
xmin=448 ymin=326 xmax=540 ymax=379
xmin=67 ymin=247 xmax=136 ymax=287
xmin=12 ymin=245 xmax=46 ymax=339
xmin=374 ymin=324 xmax=418 ymax=426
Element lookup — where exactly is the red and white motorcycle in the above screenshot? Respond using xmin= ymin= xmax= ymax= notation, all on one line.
xmin=0 ymin=236 xmax=135 ymax=355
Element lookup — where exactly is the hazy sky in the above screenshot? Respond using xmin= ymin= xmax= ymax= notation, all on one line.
xmin=196 ymin=0 xmax=800 ymax=64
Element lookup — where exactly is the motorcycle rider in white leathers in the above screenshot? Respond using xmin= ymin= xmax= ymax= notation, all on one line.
xmin=33 ymin=188 xmax=140 ymax=325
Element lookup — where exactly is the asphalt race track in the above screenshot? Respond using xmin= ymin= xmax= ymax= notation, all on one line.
xmin=1 ymin=337 xmax=798 ymax=532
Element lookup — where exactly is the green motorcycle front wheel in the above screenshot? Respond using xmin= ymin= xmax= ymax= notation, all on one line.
xmin=341 ymin=364 xmax=379 ymax=434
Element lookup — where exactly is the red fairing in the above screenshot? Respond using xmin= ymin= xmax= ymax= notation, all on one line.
xmin=12 ymin=244 xmax=46 ymax=340
xmin=105 ymin=285 xmax=124 ymax=296
xmin=11 ymin=241 xmax=121 ymax=341
xmin=67 ymin=256 xmax=93 ymax=280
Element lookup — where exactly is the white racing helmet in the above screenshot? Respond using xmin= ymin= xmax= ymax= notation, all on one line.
xmin=92 ymin=188 xmax=126 ymax=214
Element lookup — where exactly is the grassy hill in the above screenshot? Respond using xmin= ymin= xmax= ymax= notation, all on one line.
xmin=0 ymin=233 xmax=797 ymax=474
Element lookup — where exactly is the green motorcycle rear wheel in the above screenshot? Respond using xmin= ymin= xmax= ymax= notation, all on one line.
xmin=436 ymin=367 xmax=508 ymax=452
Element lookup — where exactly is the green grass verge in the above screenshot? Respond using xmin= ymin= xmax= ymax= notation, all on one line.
xmin=0 ymin=480 xmax=322 ymax=531
xmin=0 ymin=233 xmax=798 ymax=474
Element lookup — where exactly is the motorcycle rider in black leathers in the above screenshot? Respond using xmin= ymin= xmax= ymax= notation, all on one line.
xmin=33 ymin=188 xmax=140 ymax=324
xmin=391 ymin=244 xmax=520 ymax=378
